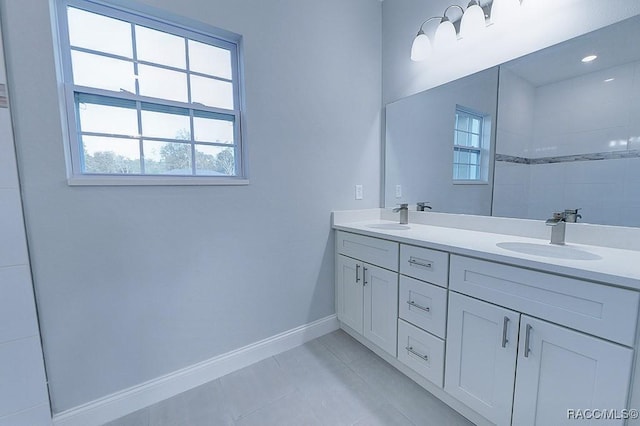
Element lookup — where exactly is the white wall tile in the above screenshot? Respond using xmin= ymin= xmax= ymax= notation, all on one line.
xmin=0 ymin=110 xmax=19 ymax=189
xmin=564 ymin=159 xmax=625 ymax=184
xmin=0 ymin=266 xmax=39 ymax=344
xmin=0 ymin=404 xmax=51 ymax=426
xmin=0 ymin=337 xmax=49 ymax=417
xmin=0 ymin=189 xmax=29 ymax=268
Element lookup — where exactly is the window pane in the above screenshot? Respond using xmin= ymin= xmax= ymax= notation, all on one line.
xmin=195 ymin=145 xmax=235 ymax=176
xmin=469 ymin=134 xmax=481 ymax=149
xmin=454 ymin=130 xmax=469 ymax=147
xmin=470 ymin=151 xmax=480 ymax=165
xmin=77 ymin=97 xmax=138 ymax=137
xmin=458 ymin=164 xmax=470 ymax=179
xmin=193 ymin=115 xmax=234 ymax=143
xmin=190 ymin=75 xmax=233 ymax=109
xmin=71 ymin=51 xmax=135 ymax=93
xmin=453 ymin=165 xmax=459 ymax=179
xmin=459 ymin=150 xmax=469 ymax=164
xmin=67 ymin=7 xmax=132 ymax=58
xmin=470 ymin=165 xmax=479 ymax=179
xmin=143 ymin=140 xmax=192 ymax=174
xmin=471 ymin=117 xmax=481 ymax=134
xmin=141 ymin=109 xmax=190 ymax=140
xmin=188 ymin=40 xmax=232 ymax=79
xmin=138 ymin=65 xmax=188 ymax=102
xmin=136 ymin=25 xmax=186 ymax=69
xmin=82 ymin=135 xmax=140 ymax=174
xmin=456 ymin=114 xmax=470 ymax=132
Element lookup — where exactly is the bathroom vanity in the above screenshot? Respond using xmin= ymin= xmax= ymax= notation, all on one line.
xmin=333 ymin=209 xmax=640 ymax=426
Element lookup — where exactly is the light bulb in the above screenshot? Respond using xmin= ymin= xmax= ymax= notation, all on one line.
xmin=491 ymin=0 xmax=520 ymax=25
xmin=410 ymin=31 xmax=432 ymax=62
xmin=460 ymin=3 xmax=486 ymax=39
xmin=434 ymin=19 xmax=457 ymax=50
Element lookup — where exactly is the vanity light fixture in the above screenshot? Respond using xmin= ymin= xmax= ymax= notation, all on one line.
xmin=411 ymin=0 xmax=524 ymax=62
xmin=581 ymin=54 xmax=598 ymax=62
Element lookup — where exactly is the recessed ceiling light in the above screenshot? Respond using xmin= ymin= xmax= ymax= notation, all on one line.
xmin=604 ymin=78 xmax=615 ymax=82
xmin=581 ymin=55 xmax=597 ymax=63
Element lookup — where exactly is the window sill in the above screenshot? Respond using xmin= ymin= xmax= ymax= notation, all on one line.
xmin=67 ymin=175 xmax=250 ymax=186
xmin=452 ymin=180 xmax=489 ymax=185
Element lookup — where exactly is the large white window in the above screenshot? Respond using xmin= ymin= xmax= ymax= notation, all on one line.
xmin=57 ymin=0 xmax=246 ymax=184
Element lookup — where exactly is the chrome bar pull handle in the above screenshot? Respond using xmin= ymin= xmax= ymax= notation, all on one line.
xmin=355 ymin=264 xmax=360 ymax=283
xmin=524 ymin=324 xmax=532 ymax=358
xmin=405 ymin=346 xmax=428 ymax=361
xmin=363 ymin=267 xmax=368 ymax=286
xmin=406 ymin=300 xmax=430 ymax=313
xmin=408 ymin=258 xmax=432 ymax=269
xmin=501 ymin=316 xmax=509 ymax=348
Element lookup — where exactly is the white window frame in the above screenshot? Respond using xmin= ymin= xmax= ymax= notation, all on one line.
xmin=55 ymin=0 xmax=248 ymax=185
xmin=452 ymin=106 xmax=490 ymax=185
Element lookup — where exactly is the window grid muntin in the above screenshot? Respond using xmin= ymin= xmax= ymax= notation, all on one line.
xmin=453 ymin=108 xmax=484 ymax=181
xmin=60 ymin=0 xmax=243 ymax=178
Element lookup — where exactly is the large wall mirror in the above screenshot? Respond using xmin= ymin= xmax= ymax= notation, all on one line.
xmin=385 ymin=15 xmax=640 ymax=227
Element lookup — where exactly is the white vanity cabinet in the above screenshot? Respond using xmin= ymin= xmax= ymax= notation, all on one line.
xmin=445 ymin=292 xmax=520 ymax=426
xmin=447 ymin=255 xmax=638 ymax=426
xmin=333 ymin=221 xmax=640 ymax=426
xmin=336 ymin=231 xmax=399 ymax=356
xmin=512 ymin=316 xmax=633 ymax=426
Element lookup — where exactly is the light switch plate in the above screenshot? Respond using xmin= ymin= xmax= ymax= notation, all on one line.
xmin=355 ymin=185 xmax=363 ymax=200
xmin=395 ymin=185 xmax=402 ymax=198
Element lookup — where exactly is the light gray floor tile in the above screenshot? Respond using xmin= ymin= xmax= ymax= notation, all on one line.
xmin=106 ymin=329 xmax=475 ymax=426
xmin=317 ymin=329 xmax=376 ymax=364
xmin=274 ymin=339 xmax=344 ymax=382
xmin=235 ymin=392 xmax=321 ymax=426
xmin=219 ymin=356 xmax=297 ymax=420
xmin=102 ymin=408 xmax=149 ymax=426
xmin=148 ymin=379 xmax=234 ymax=426
xmin=348 ymin=354 xmax=474 ymax=426
xmin=352 ymin=402 xmax=415 ymax=426
xmin=295 ymin=364 xmax=388 ymax=426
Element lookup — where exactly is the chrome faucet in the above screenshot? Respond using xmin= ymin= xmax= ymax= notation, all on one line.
xmin=545 ymin=212 xmax=566 ymax=245
xmin=564 ymin=208 xmax=582 ymax=223
xmin=393 ymin=203 xmax=409 ymax=224
xmin=417 ymin=202 xmax=432 ymax=212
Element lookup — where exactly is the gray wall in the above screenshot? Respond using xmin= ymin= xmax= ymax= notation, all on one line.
xmin=1 ymin=0 xmax=382 ymax=413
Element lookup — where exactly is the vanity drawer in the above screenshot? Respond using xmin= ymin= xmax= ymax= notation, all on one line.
xmin=336 ymin=231 xmax=399 ymax=271
xmin=399 ymin=276 xmax=447 ymax=338
xmin=400 ymin=245 xmax=449 ymax=287
xmin=397 ymin=319 xmax=445 ymax=388
xmin=450 ymin=255 xmax=640 ymax=346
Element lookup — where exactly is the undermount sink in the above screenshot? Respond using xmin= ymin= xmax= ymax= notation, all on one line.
xmin=367 ymin=223 xmax=410 ymax=230
xmin=496 ymin=242 xmax=602 ymax=261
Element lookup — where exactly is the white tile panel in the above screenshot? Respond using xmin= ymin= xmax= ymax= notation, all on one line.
xmin=0 ymin=188 xmax=29 ymax=268
xmin=0 ymin=265 xmax=39 ymax=344
xmin=0 ymin=337 xmax=49 ymax=417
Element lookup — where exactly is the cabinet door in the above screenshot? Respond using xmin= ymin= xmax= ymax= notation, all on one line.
xmin=512 ymin=316 xmax=634 ymax=426
xmin=336 ymin=255 xmax=363 ymax=333
xmin=445 ymin=292 xmax=520 ymax=426
xmin=363 ymin=263 xmax=398 ymax=356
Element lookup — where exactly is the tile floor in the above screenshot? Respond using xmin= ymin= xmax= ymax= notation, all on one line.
xmin=105 ymin=330 xmax=474 ymax=426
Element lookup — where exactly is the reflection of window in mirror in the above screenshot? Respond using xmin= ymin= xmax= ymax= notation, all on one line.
xmin=453 ymin=106 xmax=491 ymax=184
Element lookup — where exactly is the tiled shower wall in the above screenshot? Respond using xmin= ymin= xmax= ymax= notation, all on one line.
xmin=0 ymin=23 xmax=51 ymax=426
xmin=493 ymin=60 xmax=640 ymax=226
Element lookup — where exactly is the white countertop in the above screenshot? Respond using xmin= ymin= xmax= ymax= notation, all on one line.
xmin=333 ymin=218 xmax=640 ymax=290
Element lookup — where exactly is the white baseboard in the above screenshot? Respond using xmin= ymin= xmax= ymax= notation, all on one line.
xmin=53 ymin=315 xmax=339 ymax=426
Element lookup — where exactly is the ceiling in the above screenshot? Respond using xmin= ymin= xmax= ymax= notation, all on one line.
xmin=502 ymin=14 xmax=640 ymax=87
